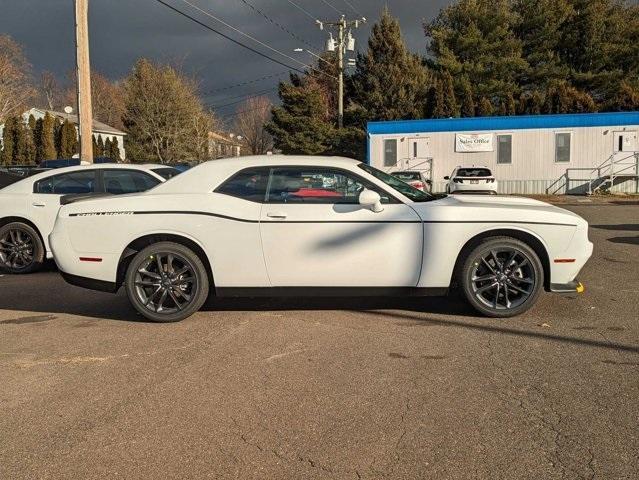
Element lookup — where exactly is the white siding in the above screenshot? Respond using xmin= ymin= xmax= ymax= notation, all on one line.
xmin=369 ymin=124 xmax=639 ymax=194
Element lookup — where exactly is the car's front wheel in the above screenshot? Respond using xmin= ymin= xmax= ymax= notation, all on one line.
xmin=124 ymin=242 xmax=210 ymax=322
xmin=0 ymin=222 xmax=45 ymax=274
xmin=460 ymin=237 xmax=543 ymax=318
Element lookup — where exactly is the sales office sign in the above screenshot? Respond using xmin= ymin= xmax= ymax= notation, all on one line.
xmin=455 ymin=133 xmax=494 ymax=152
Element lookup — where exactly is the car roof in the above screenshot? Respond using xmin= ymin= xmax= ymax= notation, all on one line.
xmin=0 ymin=163 xmax=170 ymax=193
xmin=152 ymin=155 xmax=361 ymax=194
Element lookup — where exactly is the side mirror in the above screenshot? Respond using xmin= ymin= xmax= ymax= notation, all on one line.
xmin=359 ymin=189 xmax=384 ymax=213
xmin=443 ymin=176 xmax=450 ymax=180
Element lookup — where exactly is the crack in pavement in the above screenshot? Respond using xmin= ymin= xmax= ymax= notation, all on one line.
xmin=486 ymin=334 xmax=596 ymax=480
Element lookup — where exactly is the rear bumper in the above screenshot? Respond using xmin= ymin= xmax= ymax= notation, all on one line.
xmin=60 ymin=271 xmax=119 ymax=293
xmin=550 ymin=280 xmax=585 ymax=294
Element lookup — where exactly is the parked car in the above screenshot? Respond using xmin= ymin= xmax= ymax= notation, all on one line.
xmin=50 ymin=155 xmax=592 ymax=323
xmin=0 ymin=163 xmax=178 ymax=274
xmin=445 ymin=166 xmax=498 ymax=194
xmin=391 ymin=170 xmax=431 ymax=192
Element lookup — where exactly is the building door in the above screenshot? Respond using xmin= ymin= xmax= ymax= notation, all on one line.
xmin=613 ymin=131 xmax=638 ymax=175
xmin=406 ymin=137 xmax=432 ymax=182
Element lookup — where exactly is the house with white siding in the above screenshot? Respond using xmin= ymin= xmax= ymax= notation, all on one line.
xmin=367 ymin=112 xmax=639 ymax=194
xmin=23 ymin=108 xmax=126 ymax=160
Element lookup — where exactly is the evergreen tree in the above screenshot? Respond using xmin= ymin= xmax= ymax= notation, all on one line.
xmin=266 ymin=76 xmax=335 ymax=154
xmin=425 ymin=0 xmax=527 ymax=103
xmin=33 ymin=117 xmax=44 ymax=162
xmin=104 ymin=138 xmax=113 ymax=159
xmin=1 ymin=116 xmax=17 ymax=165
xmin=514 ymin=0 xmax=572 ymax=91
xmin=92 ymin=135 xmax=99 ymax=158
xmin=97 ymin=135 xmax=105 ymax=157
xmin=350 ymin=8 xmax=428 ymax=125
xmin=458 ymin=76 xmax=475 ymax=117
xmin=59 ymin=119 xmax=78 ymax=158
xmin=109 ymin=137 xmax=121 ymax=161
xmin=440 ymin=70 xmax=459 ymax=117
xmin=41 ymin=112 xmax=57 ymax=160
xmin=477 ymin=98 xmax=494 ymax=116
xmin=607 ymin=81 xmax=639 ymax=112
xmin=543 ymin=82 xmax=597 ymax=114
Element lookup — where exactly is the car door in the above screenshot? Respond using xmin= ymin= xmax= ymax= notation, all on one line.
xmin=31 ymin=169 xmax=98 ymax=248
xmin=259 ymin=166 xmax=423 ymax=287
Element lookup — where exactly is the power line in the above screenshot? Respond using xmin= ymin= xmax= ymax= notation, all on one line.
xmin=210 ymin=87 xmax=279 ymax=109
xmin=237 ymin=0 xmax=318 ymax=53
xmin=201 ymin=71 xmax=289 ymax=96
xmin=285 ymin=0 xmax=318 ymax=21
xmin=154 ymin=0 xmax=305 ymax=74
xmin=319 ymin=0 xmax=343 ymax=15
xmin=175 ymin=0 xmax=335 ymax=78
xmin=219 ymin=103 xmax=272 ymax=120
xmin=341 ymin=0 xmax=365 ymax=18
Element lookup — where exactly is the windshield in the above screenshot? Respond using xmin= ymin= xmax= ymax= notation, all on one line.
xmin=152 ymin=167 xmax=181 ymax=180
xmin=358 ymin=164 xmax=434 ymax=202
xmin=456 ymin=168 xmax=492 ymax=177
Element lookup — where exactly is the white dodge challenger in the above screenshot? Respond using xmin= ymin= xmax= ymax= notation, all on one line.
xmin=49 ymin=156 xmax=593 ymax=322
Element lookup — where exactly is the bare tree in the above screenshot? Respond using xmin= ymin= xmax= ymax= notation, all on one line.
xmin=234 ymin=96 xmax=274 ymax=155
xmin=40 ymin=71 xmax=59 ymax=110
xmin=0 ymin=35 xmax=35 ymax=121
xmin=63 ymin=70 xmax=126 ymax=130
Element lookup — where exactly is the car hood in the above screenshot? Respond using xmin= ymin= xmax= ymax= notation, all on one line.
xmin=414 ymin=195 xmax=587 ymax=226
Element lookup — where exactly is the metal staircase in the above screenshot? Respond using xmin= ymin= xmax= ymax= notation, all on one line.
xmin=546 ymin=152 xmax=639 ymax=195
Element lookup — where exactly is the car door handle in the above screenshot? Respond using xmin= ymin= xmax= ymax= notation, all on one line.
xmin=266 ymin=212 xmax=287 ymax=219
xmin=32 ymin=202 xmax=46 ymax=207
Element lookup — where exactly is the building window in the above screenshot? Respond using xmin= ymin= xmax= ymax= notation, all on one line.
xmin=555 ymin=132 xmax=571 ymax=163
xmin=497 ymin=135 xmax=512 ymax=164
xmin=383 ymin=139 xmax=397 ymax=167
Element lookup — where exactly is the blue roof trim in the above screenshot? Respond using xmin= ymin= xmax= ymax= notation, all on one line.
xmin=367 ymin=111 xmax=639 ymax=135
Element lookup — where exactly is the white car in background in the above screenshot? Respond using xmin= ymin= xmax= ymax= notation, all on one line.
xmin=49 ymin=156 xmax=592 ymax=323
xmin=445 ymin=166 xmax=498 ymax=194
xmin=0 ymin=163 xmax=178 ymax=274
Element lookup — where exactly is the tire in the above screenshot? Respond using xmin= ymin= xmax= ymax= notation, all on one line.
xmin=460 ymin=237 xmax=543 ymax=318
xmin=124 ymin=242 xmax=210 ymax=322
xmin=0 ymin=222 xmax=45 ymax=274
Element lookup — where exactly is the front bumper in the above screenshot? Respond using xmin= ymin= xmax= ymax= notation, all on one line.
xmin=550 ymin=280 xmax=585 ymax=294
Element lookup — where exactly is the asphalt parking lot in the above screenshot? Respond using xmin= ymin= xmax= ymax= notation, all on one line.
xmin=1 ymin=202 xmax=637 ymax=480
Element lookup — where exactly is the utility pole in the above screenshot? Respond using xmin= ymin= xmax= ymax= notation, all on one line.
xmin=74 ymin=0 xmax=94 ymax=163
xmin=318 ymin=16 xmax=364 ymax=129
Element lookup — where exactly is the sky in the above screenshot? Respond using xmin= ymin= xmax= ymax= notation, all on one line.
xmin=0 ymin=0 xmax=453 ymax=121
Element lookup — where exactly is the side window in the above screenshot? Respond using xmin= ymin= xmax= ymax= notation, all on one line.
xmin=103 ymin=170 xmax=160 ymax=194
xmin=497 ymin=134 xmax=512 ymax=164
xmin=215 ymin=168 xmax=270 ymax=202
xmin=555 ymin=132 xmax=571 ymax=163
xmin=34 ymin=170 xmax=97 ymax=194
xmin=384 ymin=139 xmax=397 ymax=167
xmin=266 ymin=168 xmax=395 ymax=204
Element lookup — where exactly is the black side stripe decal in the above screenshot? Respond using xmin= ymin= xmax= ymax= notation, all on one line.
xmin=69 ymin=210 xmax=577 ymax=227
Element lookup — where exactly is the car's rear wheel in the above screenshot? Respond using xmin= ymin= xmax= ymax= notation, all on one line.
xmin=124 ymin=242 xmax=209 ymax=322
xmin=0 ymin=222 xmax=45 ymax=274
xmin=460 ymin=237 xmax=543 ymax=318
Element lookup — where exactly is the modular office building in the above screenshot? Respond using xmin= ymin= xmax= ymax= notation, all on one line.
xmin=367 ymin=112 xmax=639 ymax=194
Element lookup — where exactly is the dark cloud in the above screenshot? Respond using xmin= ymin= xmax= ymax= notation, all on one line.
xmin=0 ymin=0 xmax=452 ymax=114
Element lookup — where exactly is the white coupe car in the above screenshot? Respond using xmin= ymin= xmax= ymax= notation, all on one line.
xmin=49 ymin=156 xmax=593 ymax=322
xmin=0 ymin=163 xmax=178 ymax=273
